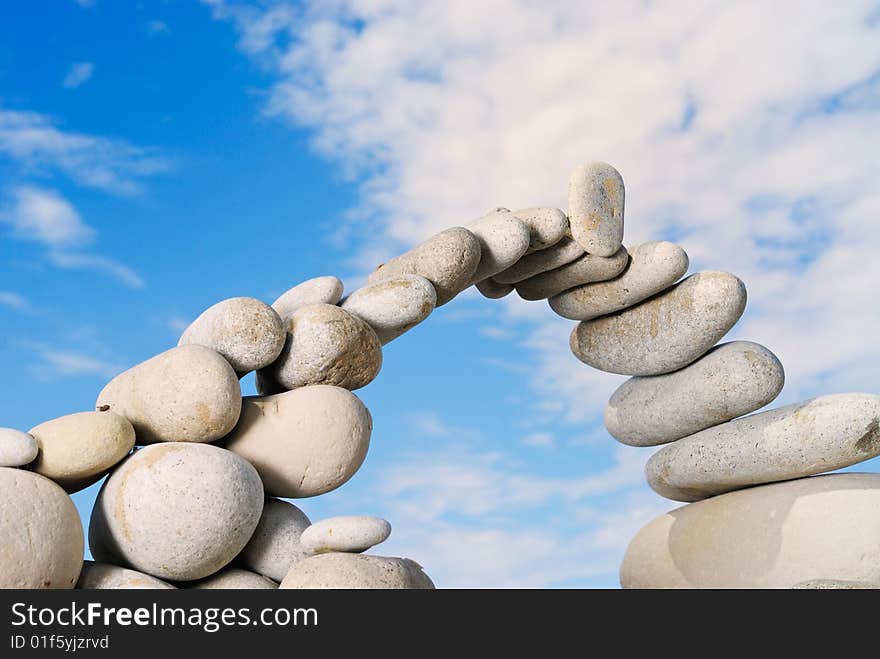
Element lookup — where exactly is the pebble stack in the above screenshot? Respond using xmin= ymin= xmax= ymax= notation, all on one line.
xmin=1 ymin=160 xmax=876 ymax=589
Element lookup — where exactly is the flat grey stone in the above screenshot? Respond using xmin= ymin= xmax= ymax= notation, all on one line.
xmin=466 ymin=211 xmax=530 ymax=282
xmin=279 ymin=553 xmax=434 ymax=589
xmin=550 ymin=241 xmax=689 ymax=320
xmin=515 ymin=247 xmax=629 ymax=300
xmin=492 ymin=237 xmax=584 ymax=285
xmin=605 ymin=341 xmax=785 ymax=446
xmin=475 ymin=278 xmax=514 ymax=299
xmin=238 ymin=498 xmax=312 ymax=582
xmin=0 ymin=428 xmax=38 ymax=467
xmin=366 ymin=227 xmax=481 ymax=306
xmin=621 ymin=473 xmax=880 ymax=588
xmin=301 ymin=516 xmax=391 ymax=554
xmin=568 ymin=161 xmax=624 ymax=257
xmin=570 ymin=271 xmax=747 ymax=375
xmin=646 ymin=393 xmax=880 ymax=501
xmin=341 ymin=274 xmax=436 ymax=344
xmin=179 ymin=297 xmax=285 ymax=373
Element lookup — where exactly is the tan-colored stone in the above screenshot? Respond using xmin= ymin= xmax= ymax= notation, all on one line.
xmin=341 ymin=275 xmax=436 ymax=344
xmin=189 ymin=568 xmax=277 ymax=589
xmin=515 ymin=247 xmax=628 ymax=301
xmin=272 ymin=276 xmax=344 ymax=323
xmin=280 ymin=553 xmax=434 ymax=589
xmin=492 ymin=237 xmax=584 ymax=285
xmin=568 ymin=161 xmax=624 ymax=257
xmin=77 ymin=561 xmax=175 ymax=589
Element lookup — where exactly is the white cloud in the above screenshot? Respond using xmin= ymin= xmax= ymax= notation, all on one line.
xmin=0 ymin=108 xmax=170 ymax=195
xmin=2 ymin=186 xmax=93 ymax=247
xmin=30 ymin=347 xmax=121 ymax=380
xmin=209 ymin=0 xmax=880 ymax=586
xmin=62 ymin=62 xmax=94 ymax=89
xmin=522 ymin=431 xmax=554 ymax=448
xmin=1 ymin=186 xmax=144 ymax=288
xmin=147 ymin=20 xmax=170 ymax=37
xmin=166 ymin=315 xmax=191 ymax=334
xmin=0 ymin=291 xmax=26 ymax=309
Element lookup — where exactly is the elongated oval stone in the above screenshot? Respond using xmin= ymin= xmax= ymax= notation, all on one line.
xmin=475 ymin=278 xmax=514 ymax=299
xmin=366 ymin=228 xmax=481 ymax=306
xmin=493 ymin=237 xmax=584 ymax=285
xmin=466 ymin=211 xmax=531 ymax=282
xmin=178 ymin=297 xmax=285 ymax=373
xmin=341 ymin=274 xmax=436 ymax=344
xmin=515 ymin=247 xmax=629 ymax=301
xmin=510 ymin=207 xmax=568 ymax=254
xmin=77 ymin=561 xmax=175 ymax=589
xmin=272 ymin=276 xmax=344 ymax=324
xmin=550 ymin=241 xmax=689 ymax=320
xmin=570 ymin=271 xmax=747 ymax=376
xmin=605 ymin=341 xmax=785 ymax=447
xmin=0 ymin=428 xmax=38 ymax=467
xmin=646 ymin=393 xmax=880 ymax=502
xmin=280 ymin=554 xmax=434 ymax=589
xmin=621 ymin=473 xmax=880 ymax=588
xmin=568 ymin=161 xmax=624 ymax=257
xmin=96 ymin=345 xmax=242 ymax=444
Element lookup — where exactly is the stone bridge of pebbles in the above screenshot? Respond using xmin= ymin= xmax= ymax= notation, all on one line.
xmin=2 ymin=161 xmax=879 ymax=590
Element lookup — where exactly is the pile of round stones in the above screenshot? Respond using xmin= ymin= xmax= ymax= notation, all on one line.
xmin=2 ymin=161 xmax=878 ymax=590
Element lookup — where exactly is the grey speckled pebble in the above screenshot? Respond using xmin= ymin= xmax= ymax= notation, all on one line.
xmin=239 ymin=498 xmax=312 ymax=582
xmin=179 ymin=297 xmax=285 ymax=373
xmin=646 ymin=393 xmax=880 ymax=502
xmin=0 ymin=428 xmax=38 ymax=467
xmin=570 ymin=271 xmax=747 ymax=376
xmin=605 ymin=341 xmax=785 ymax=447
xmin=511 ymin=207 xmax=568 ymax=255
xmin=515 ymin=247 xmax=628 ymax=301
xmin=272 ymin=276 xmax=344 ymax=324
xmin=77 ymin=561 xmax=175 ymax=589
xmin=0 ymin=468 xmax=83 ymax=589
xmin=466 ymin=211 xmax=530 ymax=282
xmin=89 ymin=443 xmax=264 ymax=581
xmin=366 ymin=227 xmax=481 ymax=306
xmin=568 ymin=161 xmax=624 ymax=257
xmin=271 ymin=304 xmax=382 ymax=391
xmin=30 ymin=411 xmax=135 ymax=493
xmin=222 ymin=386 xmax=371 ymax=499
xmin=189 ymin=568 xmax=277 ymax=589
xmin=280 ymin=553 xmax=434 ymax=589
xmin=301 ymin=516 xmax=391 ymax=554
xmin=550 ymin=241 xmax=689 ymax=320
xmin=341 ymin=275 xmax=436 ymax=344
xmin=492 ymin=237 xmax=585 ymax=285
xmin=96 ymin=345 xmax=242 ymax=444
xmin=475 ymin=278 xmax=514 ymax=299
xmin=621 ymin=473 xmax=880 ymax=588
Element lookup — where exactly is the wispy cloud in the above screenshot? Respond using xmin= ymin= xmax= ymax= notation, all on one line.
xmin=0 ymin=291 xmax=26 ymax=309
xmin=1 ymin=186 xmax=144 ymax=288
xmin=27 ymin=343 xmax=122 ymax=381
xmin=62 ymin=62 xmax=94 ymax=89
xmin=522 ymin=432 xmax=554 ymax=448
xmin=0 ymin=107 xmax=171 ymax=195
xmin=146 ymin=20 xmax=170 ymax=37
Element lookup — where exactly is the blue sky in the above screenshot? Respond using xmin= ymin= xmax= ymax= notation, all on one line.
xmin=1 ymin=1 xmax=879 ymax=587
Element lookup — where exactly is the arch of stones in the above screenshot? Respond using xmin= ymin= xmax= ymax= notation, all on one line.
xmin=2 ymin=162 xmax=878 ymax=589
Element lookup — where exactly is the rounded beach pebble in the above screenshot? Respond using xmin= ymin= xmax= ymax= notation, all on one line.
xmin=239 ymin=498 xmax=312 ymax=582
xmin=280 ymin=553 xmax=434 ymax=589
xmin=550 ymin=241 xmax=689 ymax=320
xmin=605 ymin=341 xmax=784 ymax=447
xmin=178 ymin=297 xmax=285 ymax=373
xmin=568 ymin=161 xmax=624 ymax=257
xmin=0 ymin=427 xmax=38 ymax=467
xmin=493 ymin=237 xmax=585 ymax=285
xmin=366 ymin=227 xmax=481 ymax=306
xmin=0 ymin=468 xmax=83 ymax=589
xmin=77 ymin=561 xmax=175 ymax=589
xmin=29 ymin=410 xmax=135 ymax=493
xmin=89 ymin=443 xmax=264 ymax=581
xmin=272 ymin=276 xmax=344 ymax=324
xmin=621 ymin=473 xmax=880 ymax=588
xmin=189 ymin=568 xmax=277 ymax=589
xmin=466 ymin=210 xmax=531 ymax=282
xmin=96 ymin=344 xmax=241 ymax=444
xmin=511 ymin=207 xmax=568 ymax=255
xmin=515 ymin=247 xmax=629 ymax=301
xmin=475 ymin=278 xmax=514 ymax=299
xmin=301 ymin=516 xmax=391 ymax=554
xmin=341 ymin=274 xmax=436 ymax=344
xmin=570 ymin=271 xmax=747 ymax=376
xmin=646 ymin=393 xmax=880 ymax=502
xmin=270 ymin=304 xmax=382 ymax=390
xmin=222 ymin=385 xmax=371 ymax=498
